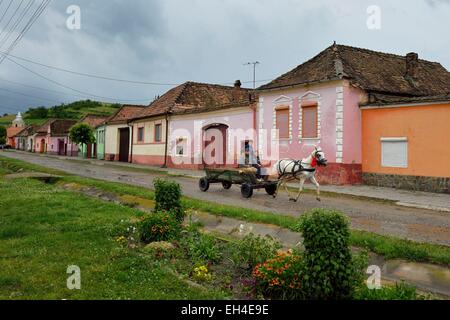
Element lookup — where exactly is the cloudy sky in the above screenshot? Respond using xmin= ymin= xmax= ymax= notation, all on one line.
xmin=0 ymin=0 xmax=449 ymax=115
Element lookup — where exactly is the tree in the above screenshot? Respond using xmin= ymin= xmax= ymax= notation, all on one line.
xmin=26 ymin=106 xmax=48 ymax=119
xmin=69 ymin=123 xmax=95 ymax=148
xmin=0 ymin=125 xmax=6 ymax=144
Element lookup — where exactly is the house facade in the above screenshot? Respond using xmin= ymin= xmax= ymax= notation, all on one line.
xmin=33 ymin=119 xmax=78 ymax=155
xmin=257 ymin=44 xmax=450 ymax=185
xmin=104 ymin=105 xmax=145 ymax=162
xmin=361 ymin=95 xmax=450 ymax=193
xmin=6 ymin=112 xmax=26 ymax=148
xmin=14 ymin=125 xmax=38 ymax=151
xmin=129 ymin=81 xmax=256 ymax=169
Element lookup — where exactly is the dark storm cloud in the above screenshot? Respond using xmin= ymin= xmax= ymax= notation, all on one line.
xmin=0 ymin=0 xmax=449 ymax=115
xmin=425 ymin=0 xmax=450 ymax=6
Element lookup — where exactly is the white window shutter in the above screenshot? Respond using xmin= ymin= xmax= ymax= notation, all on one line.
xmin=381 ymin=138 xmax=408 ymax=168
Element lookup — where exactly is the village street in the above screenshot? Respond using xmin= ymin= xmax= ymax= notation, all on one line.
xmin=2 ymin=150 xmax=449 ymax=246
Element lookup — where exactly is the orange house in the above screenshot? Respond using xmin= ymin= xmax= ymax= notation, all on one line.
xmin=6 ymin=112 xmax=26 ymax=148
xmin=361 ymin=95 xmax=450 ymax=193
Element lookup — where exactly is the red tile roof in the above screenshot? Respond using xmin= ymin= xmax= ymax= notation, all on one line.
xmin=361 ymin=93 xmax=450 ymax=107
xmin=35 ymin=119 xmax=77 ymax=136
xmin=259 ymin=43 xmax=450 ymax=98
xmin=14 ymin=125 xmax=40 ymax=137
xmin=6 ymin=127 xmax=24 ymax=139
xmin=78 ymin=114 xmax=109 ymax=128
xmin=132 ymin=81 xmax=256 ymax=120
xmin=106 ymin=105 xmax=146 ymax=124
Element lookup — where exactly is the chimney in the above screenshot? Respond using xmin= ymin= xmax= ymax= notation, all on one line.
xmin=232 ymin=80 xmax=242 ymax=101
xmin=405 ymin=52 xmax=419 ymax=78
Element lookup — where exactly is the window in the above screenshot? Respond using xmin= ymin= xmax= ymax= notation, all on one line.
xmin=302 ymin=103 xmax=318 ymax=138
xmin=275 ymin=107 xmax=289 ymax=139
xmin=155 ymin=124 xmax=162 ymax=142
xmin=176 ymin=137 xmax=187 ymax=156
xmin=381 ymin=138 xmax=408 ymax=168
xmin=137 ymin=127 xmax=144 ymax=142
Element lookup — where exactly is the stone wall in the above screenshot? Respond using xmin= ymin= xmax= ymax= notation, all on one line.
xmin=363 ymin=173 xmax=450 ymax=194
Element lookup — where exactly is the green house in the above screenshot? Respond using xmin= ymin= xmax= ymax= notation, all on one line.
xmin=74 ymin=115 xmax=108 ymax=159
xmin=96 ymin=124 xmax=106 ymax=160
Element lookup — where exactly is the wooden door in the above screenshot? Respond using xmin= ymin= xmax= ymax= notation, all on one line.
xmin=58 ymin=140 xmax=65 ymax=155
xmin=87 ymin=143 xmax=92 ymax=159
xmin=119 ymin=128 xmax=130 ymax=162
xmin=203 ymin=124 xmax=227 ymax=167
xmin=40 ymin=139 xmax=45 ymax=153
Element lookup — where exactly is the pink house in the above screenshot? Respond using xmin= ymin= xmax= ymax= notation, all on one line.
xmin=257 ymin=43 xmax=450 ymax=184
xmin=129 ymin=81 xmax=256 ymax=169
xmin=33 ymin=119 xmax=78 ymax=155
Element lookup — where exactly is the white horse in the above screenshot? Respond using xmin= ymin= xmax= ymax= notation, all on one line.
xmin=272 ymin=146 xmax=327 ymax=202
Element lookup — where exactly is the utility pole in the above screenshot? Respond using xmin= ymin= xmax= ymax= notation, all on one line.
xmin=244 ymin=61 xmax=260 ymax=89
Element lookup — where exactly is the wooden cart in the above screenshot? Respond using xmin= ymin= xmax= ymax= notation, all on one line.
xmin=198 ymin=167 xmax=278 ymax=198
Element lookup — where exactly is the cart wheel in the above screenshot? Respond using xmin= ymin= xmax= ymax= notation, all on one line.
xmin=199 ymin=177 xmax=210 ymax=192
xmin=222 ymin=181 xmax=232 ymax=190
xmin=265 ymin=184 xmax=277 ymax=196
xmin=241 ymin=183 xmax=253 ymax=198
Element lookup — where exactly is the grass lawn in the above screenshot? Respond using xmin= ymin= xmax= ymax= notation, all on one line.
xmin=1 ymin=155 xmax=450 ymax=267
xmin=0 ymin=174 xmax=227 ymax=299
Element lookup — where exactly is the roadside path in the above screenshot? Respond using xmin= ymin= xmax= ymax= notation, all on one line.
xmin=1 ymin=150 xmax=449 ymax=246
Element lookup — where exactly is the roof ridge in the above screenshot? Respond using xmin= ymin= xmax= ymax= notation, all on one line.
xmin=335 ymin=43 xmax=442 ymax=65
xmin=184 ymin=81 xmax=253 ymax=91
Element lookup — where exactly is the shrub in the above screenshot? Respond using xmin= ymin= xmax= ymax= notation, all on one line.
xmin=231 ymin=233 xmax=282 ymax=270
xmin=181 ymin=232 xmax=222 ymax=264
xmin=154 ymin=178 xmax=184 ymax=222
xmin=192 ymin=265 xmax=212 ymax=282
xmin=252 ymin=251 xmax=304 ymax=299
xmin=297 ymin=209 xmax=361 ymax=299
xmin=354 ymin=282 xmax=419 ymax=300
xmin=140 ymin=211 xmax=180 ymax=243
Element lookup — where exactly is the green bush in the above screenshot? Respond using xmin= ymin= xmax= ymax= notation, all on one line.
xmin=297 ymin=209 xmax=363 ymax=299
xmin=154 ymin=178 xmax=184 ymax=222
xmin=231 ymin=233 xmax=281 ymax=270
xmin=140 ymin=211 xmax=181 ymax=243
xmin=181 ymin=232 xmax=222 ymax=264
xmin=354 ymin=282 xmax=419 ymax=300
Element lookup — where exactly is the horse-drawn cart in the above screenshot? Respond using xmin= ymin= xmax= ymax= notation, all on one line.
xmin=198 ymin=167 xmax=278 ymax=198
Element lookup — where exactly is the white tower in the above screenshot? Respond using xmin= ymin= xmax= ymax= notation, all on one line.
xmin=12 ymin=112 xmax=25 ymax=128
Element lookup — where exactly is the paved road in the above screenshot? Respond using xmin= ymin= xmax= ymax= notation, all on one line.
xmin=2 ymin=150 xmax=450 ymax=246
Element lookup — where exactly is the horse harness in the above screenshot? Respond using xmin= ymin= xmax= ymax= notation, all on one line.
xmin=277 ymin=159 xmax=316 ymax=179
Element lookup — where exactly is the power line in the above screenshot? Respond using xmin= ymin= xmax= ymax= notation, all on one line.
xmin=0 ymin=53 xmax=154 ymax=102
xmin=0 ymin=0 xmax=34 ymax=50
xmin=0 ymin=0 xmax=13 ymax=27
xmin=0 ymin=0 xmax=51 ymax=65
xmin=0 ymin=50 xmax=274 ymax=87
xmin=0 ymin=86 xmax=62 ymax=103
xmin=0 ymin=77 xmax=104 ymax=99
xmin=0 ymin=50 xmax=180 ymax=86
xmin=0 ymin=0 xmax=25 ymax=41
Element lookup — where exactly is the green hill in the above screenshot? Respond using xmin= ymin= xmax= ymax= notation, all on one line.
xmin=0 ymin=100 xmax=122 ymax=127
